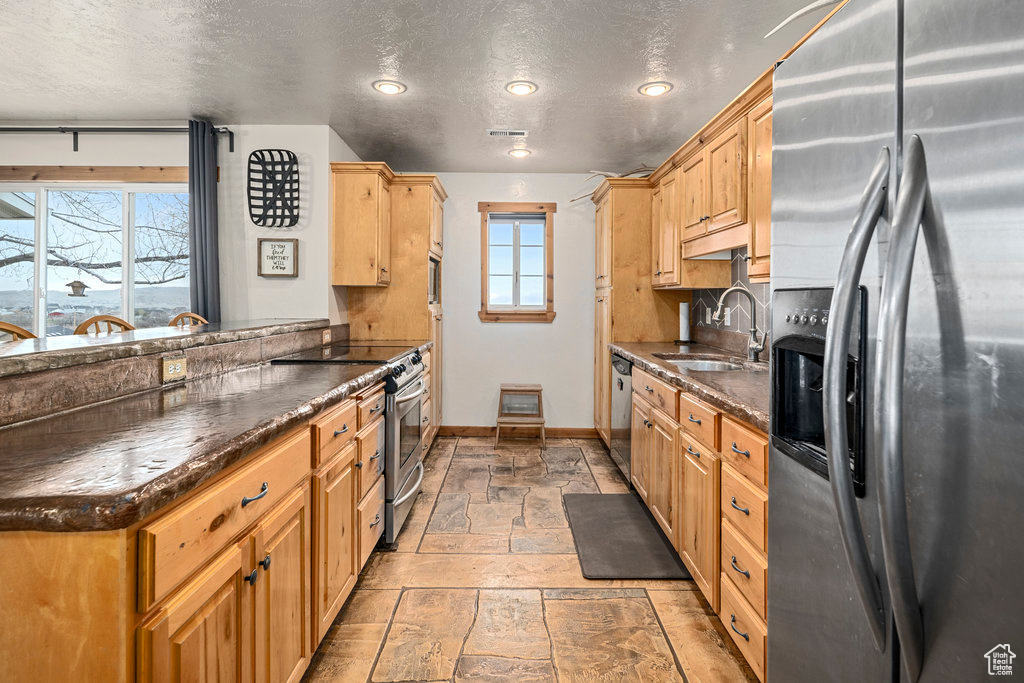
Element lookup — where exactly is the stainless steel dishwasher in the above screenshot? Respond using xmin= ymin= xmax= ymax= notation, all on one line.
xmin=609 ymin=354 xmax=632 ymax=482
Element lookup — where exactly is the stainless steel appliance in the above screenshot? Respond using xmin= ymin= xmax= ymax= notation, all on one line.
xmin=769 ymin=1 xmax=1024 ymax=681
xmin=609 ymin=353 xmax=632 ymax=481
xmin=384 ymin=352 xmax=426 ymax=544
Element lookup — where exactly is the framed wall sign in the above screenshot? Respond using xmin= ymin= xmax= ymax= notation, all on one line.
xmin=257 ymin=238 xmax=299 ymax=278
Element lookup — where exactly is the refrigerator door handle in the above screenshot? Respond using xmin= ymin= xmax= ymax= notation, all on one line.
xmin=876 ymin=135 xmax=930 ymax=682
xmin=824 ymin=146 xmax=890 ymax=651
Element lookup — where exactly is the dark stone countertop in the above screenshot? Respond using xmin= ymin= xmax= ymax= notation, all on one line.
xmin=0 ymin=318 xmax=329 ymax=378
xmin=0 ymin=340 xmax=430 ymax=532
xmin=609 ymin=342 xmax=770 ymax=433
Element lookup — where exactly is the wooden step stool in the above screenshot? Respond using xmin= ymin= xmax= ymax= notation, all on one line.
xmin=495 ymin=384 xmax=545 ymax=447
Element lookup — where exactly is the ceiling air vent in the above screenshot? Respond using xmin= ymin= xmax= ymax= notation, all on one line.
xmin=487 ymin=128 xmax=528 ymax=138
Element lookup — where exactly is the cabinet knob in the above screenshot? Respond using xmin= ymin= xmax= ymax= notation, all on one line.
xmin=244 ymin=568 xmax=259 ymax=585
xmin=381 ymin=267 xmax=388 ymax=273
xmin=259 ymin=554 xmax=271 ymax=571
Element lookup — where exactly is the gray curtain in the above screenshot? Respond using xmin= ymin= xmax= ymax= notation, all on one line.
xmin=188 ymin=119 xmax=221 ymax=322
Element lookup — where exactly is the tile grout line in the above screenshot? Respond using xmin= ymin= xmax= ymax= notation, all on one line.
xmin=451 ymin=588 xmax=481 ymax=681
xmin=540 ymin=590 xmax=562 ymax=682
xmin=364 ymin=586 xmax=408 ymax=683
xmin=644 ymin=587 xmax=691 ymax=683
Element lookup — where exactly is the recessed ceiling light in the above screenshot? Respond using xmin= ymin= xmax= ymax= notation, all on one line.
xmin=638 ymin=81 xmax=673 ymax=97
xmin=508 ymin=148 xmax=532 ymax=158
xmin=506 ymin=80 xmax=538 ymax=96
xmin=373 ymin=80 xmax=407 ymax=95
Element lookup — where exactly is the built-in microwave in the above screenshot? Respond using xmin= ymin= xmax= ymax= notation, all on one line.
xmin=428 ymin=258 xmax=440 ymax=305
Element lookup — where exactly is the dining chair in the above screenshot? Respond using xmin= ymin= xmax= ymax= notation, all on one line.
xmin=73 ymin=315 xmax=136 ymax=335
xmin=169 ymin=312 xmax=209 ymax=327
xmin=0 ymin=321 xmax=36 ymax=341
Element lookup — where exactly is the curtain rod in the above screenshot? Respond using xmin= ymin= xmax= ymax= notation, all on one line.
xmin=0 ymin=125 xmax=234 ymax=152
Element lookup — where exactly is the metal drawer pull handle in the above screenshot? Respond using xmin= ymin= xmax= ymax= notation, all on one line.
xmin=245 ymin=568 xmax=259 ymax=585
xmin=730 ymin=615 xmax=750 ymax=641
xmin=688 ymin=414 xmax=701 ymax=425
xmin=686 ymin=445 xmax=701 ymax=459
xmin=730 ymin=555 xmax=750 ymax=578
xmin=731 ymin=497 xmax=750 ymax=515
xmin=369 ymin=514 xmax=381 ymax=528
xmin=370 ymin=450 xmax=381 ymax=460
xmin=259 ymin=554 xmax=271 ymax=570
xmin=645 ymin=385 xmax=654 ymax=392
xmin=369 ymin=405 xmax=382 ymax=414
xmin=241 ymin=482 xmax=269 ymax=508
xmin=334 ymin=424 xmax=348 ymax=436
xmin=731 ymin=442 xmax=750 ymax=457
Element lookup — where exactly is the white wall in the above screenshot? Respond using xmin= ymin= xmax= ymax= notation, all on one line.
xmin=0 ymin=127 xmax=187 ymax=165
xmin=436 ymin=172 xmax=596 ymax=428
xmin=217 ymin=125 xmax=359 ymax=324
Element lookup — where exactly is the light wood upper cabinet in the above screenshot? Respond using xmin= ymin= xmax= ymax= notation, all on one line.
xmin=630 ymin=393 xmax=652 ymax=502
xmin=312 ymin=443 xmax=358 ymax=644
xmin=747 ymin=96 xmax=773 ymax=281
xmin=595 ymin=195 xmax=612 ymax=287
xmin=253 ymin=484 xmax=312 ymax=683
xmin=653 ymin=168 xmax=679 ymax=285
xmin=331 ymin=162 xmax=395 ymax=286
xmin=594 ymin=291 xmax=611 ymax=442
xmin=138 ymin=543 xmax=253 ymax=683
xmin=706 ymin=118 xmax=748 ymax=233
xmin=678 ymin=433 xmax=721 ymax=612
xmin=429 ymin=188 xmax=444 ymax=258
xmin=680 ymin=152 xmax=708 ymax=242
xmin=648 ymin=407 xmax=678 ymax=543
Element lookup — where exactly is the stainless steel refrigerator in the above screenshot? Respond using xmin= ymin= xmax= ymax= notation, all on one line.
xmin=768 ymin=0 xmax=1024 ymax=680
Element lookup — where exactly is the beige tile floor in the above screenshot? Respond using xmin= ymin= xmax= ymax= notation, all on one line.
xmin=304 ymin=436 xmax=757 ymax=683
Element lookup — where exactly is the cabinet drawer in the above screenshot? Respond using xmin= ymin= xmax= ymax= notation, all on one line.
xmin=358 ymin=478 xmax=386 ymax=568
xmin=679 ymin=393 xmax=720 ymax=451
xmin=422 ymin=372 xmax=432 ymax=403
xmin=357 ymin=387 xmax=386 ymax=430
xmin=313 ymin=399 xmax=357 ymax=466
xmin=633 ymin=367 xmax=679 ymax=420
xmin=721 ymin=463 xmax=768 ymax=553
xmin=721 ymin=519 xmax=767 ymax=620
xmin=356 ymin=416 xmax=385 ymax=500
xmin=721 ymin=416 xmax=769 ymax=489
xmin=421 ymin=350 xmax=431 ymax=373
xmin=721 ymin=573 xmax=767 ymax=682
xmin=138 ymin=428 xmax=310 ymax=611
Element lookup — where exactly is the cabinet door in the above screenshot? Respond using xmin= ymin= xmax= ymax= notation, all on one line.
xmin=680 ymin=152 xmax=708 ymax=241
xmin=654 ymin=169 xmax=679 ymax=285
xmin=678 ymin=434 xmax=721 ymax=612
xmin=594 ymin=291 xmax=611 ymax=443
xmin=313 ymin=444 xmax=358 ymax=643
xmin=377 ymin=179 xmax=392 ymax=284
xmin=706 ymin=118 xmax=748 ymax=233
xmin=429 ymin=191 xmax=444 ymax=258
xmin=138 ymin=544 xmax=252 ymax=683
xmin=595 ymin=197 xmax=612 ymax=287
xmin=630 ymin=394 xmax=651 ymax=501
xmin=253 ymin=484 xmax=312 ymax=683
xmin=648 ymin=407 xmax=678 ymax=542
xmin=650 ymin=185 xmax=662 ymax=278
xmin=430 ymin=307 xmax=443 ymax=431
xmin=747 ymin=97 xmax=772 ymax=280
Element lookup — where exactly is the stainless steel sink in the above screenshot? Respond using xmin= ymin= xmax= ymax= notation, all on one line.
xmin=665 ymin=359 xmax=746 ymax=372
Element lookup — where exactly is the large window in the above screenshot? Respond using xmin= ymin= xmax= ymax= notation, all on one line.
xmin=478 ymin=202 xmax=556 ymax=323
xmin=0 ymin=185 xmax=189 ymax=336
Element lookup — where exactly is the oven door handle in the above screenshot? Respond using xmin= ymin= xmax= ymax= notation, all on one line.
xmin=393 ymin=461 xmax=425 ymax=507
xmin=824 ymin=145 xmax=889 ymax=652
xmin=395 ymin=380 xmax=425 ymax=405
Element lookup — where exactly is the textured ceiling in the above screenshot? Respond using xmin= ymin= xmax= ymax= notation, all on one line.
xmin=0 ymin=0 xmax=824 ymax=172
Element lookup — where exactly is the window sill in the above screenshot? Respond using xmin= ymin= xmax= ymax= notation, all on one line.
xmin=478 ymin=310 xmax=556 ymax=323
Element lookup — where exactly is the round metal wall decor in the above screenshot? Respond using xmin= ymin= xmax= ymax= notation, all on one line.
xmin=247 ymin=149 xmax=300 ymax=227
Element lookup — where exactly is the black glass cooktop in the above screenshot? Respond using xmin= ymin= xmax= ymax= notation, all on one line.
xmin=270 ymin=344 xmax=414 ymax=365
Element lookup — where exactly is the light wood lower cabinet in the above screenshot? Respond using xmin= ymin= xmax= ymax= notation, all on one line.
xmin=312 ymin=443 xmax=358 ymax=644
xmin=594 ymin=290 xmax=611 ymax=444
xmin=358 ymin=478 xmax=386 ymax=568
xmin=138 ymin=542 xmax=253 ymax=683
xmin=630 ymin=393 xmax=652 ymax=501
xmin=647 ymin=407 xmax=678 ymax=542
xmin=678 ymin=433 xmax=721 ymax=612
xmin=253 ymin=484 xmax=312 ymax=683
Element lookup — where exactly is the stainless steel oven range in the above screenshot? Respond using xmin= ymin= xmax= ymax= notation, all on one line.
xmin=383 ymin=350 xmax=426 ymax=543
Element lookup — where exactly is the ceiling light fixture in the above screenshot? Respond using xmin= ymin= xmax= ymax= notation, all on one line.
xmin=506 ymin=80 xmax=538 ymax=96
xmin=373 ymin=80 xmax=407 ymax=95
xmin=638 ymin=81 xmax=673 ymax=97
xmin=508 ymin=148 xmax=532 ymax=158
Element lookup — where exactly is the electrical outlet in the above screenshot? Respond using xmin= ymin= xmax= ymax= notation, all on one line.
xmin=724 ymin=308 xmax=732 ymax=326
xmin=705 ymin=307 xmax=713 ymax=324
xmin=161 ymin=356 xmax=187 ymax=383
xmin=322 ymin=328 xmax=332 ymax=345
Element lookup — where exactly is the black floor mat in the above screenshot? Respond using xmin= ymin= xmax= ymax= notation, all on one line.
xmin=563 ymin=493 xmax=690 ymax=580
